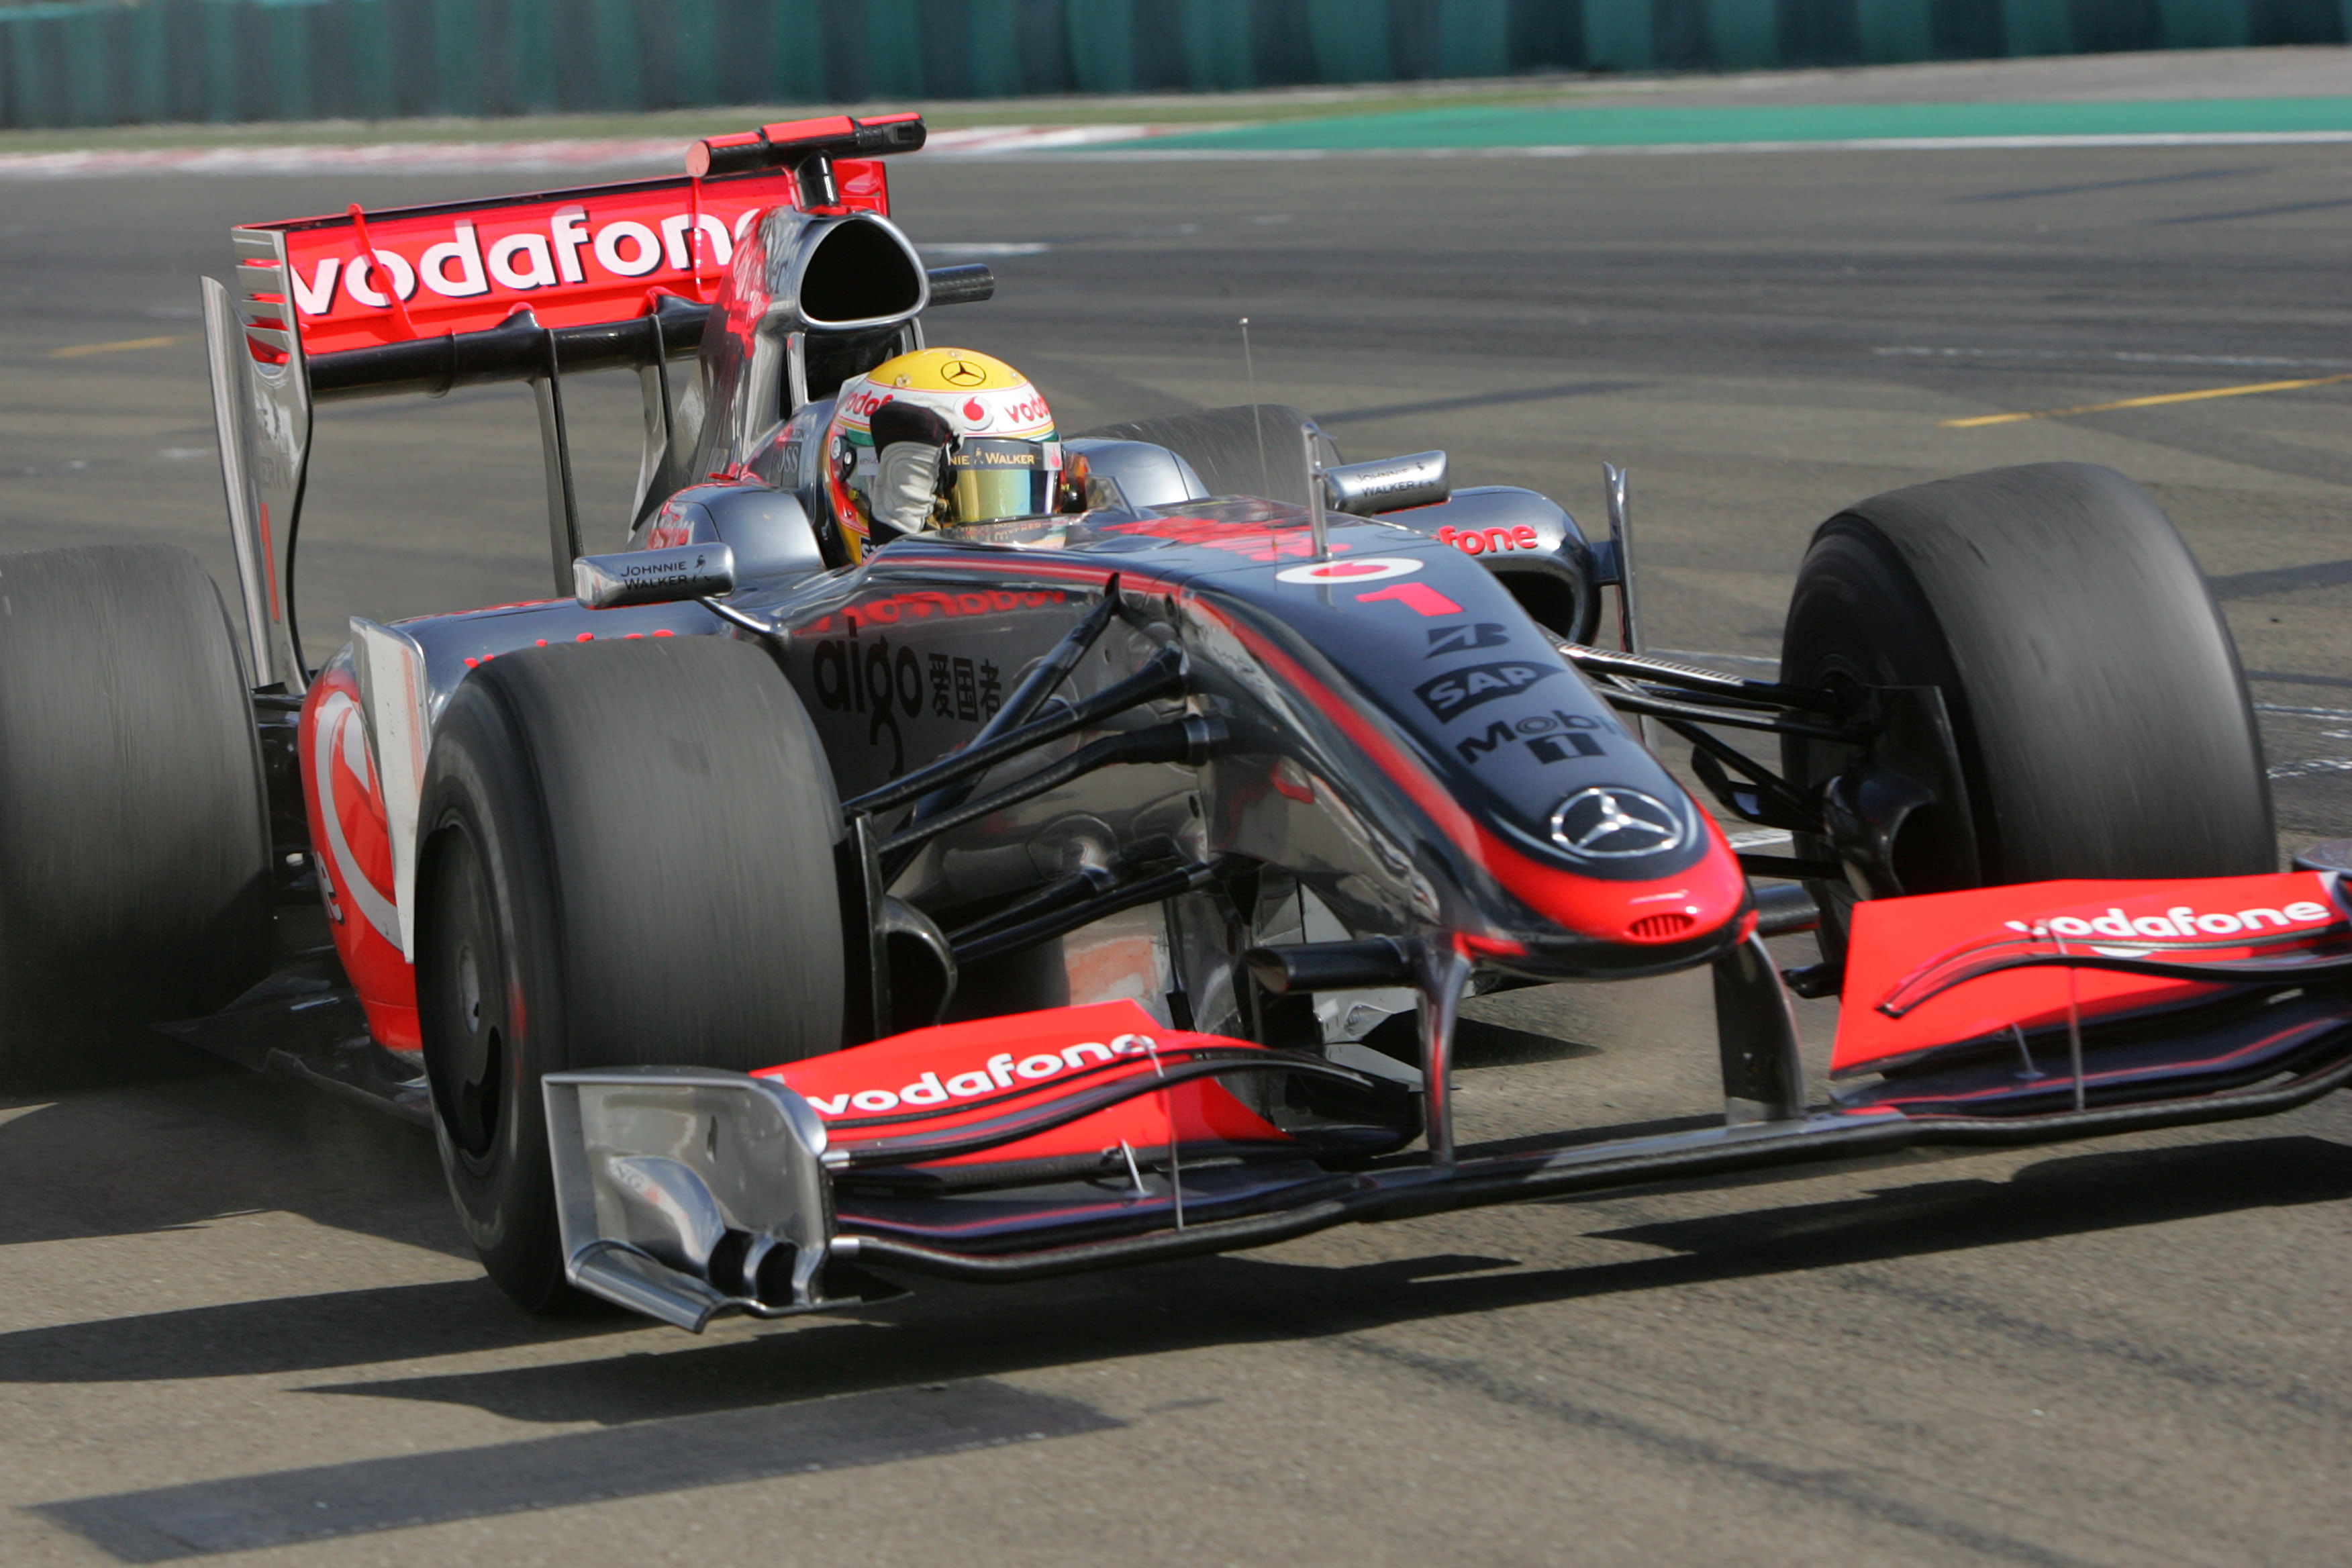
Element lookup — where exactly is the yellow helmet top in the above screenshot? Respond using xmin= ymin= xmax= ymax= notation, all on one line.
xmin=824 ymin=348 xmax=1061 ymax=559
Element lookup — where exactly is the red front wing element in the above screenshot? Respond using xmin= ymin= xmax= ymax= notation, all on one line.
xmin=757 ymin=1001 xmax=1295 ymax=1171
xmin=1834 ymin=872 xmax=2352 ymax=1077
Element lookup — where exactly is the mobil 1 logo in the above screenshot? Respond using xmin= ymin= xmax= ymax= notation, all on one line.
xmin=1416 ymin=626 xmax=1611 ymax=765
xmin=1458 ymin=710 xmax=1608 ymax=767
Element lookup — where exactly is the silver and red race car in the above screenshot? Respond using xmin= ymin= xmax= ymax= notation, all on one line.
xmin=4 ymin=113 xmax=2343 ymax=1332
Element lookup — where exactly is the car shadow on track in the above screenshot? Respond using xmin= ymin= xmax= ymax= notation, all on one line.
xmin=303 ymin=1132 xmax=2351 ymax=1425
xmin=0 ymin=1279 xmax=642 ymax=1384
xmin=7 ymin=1128 xmax=2333 ymax=1416
xmin=0 ymin=1046 xmax=457 ymax=1255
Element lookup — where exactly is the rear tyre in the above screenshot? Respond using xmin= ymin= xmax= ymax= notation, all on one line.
xmin=415 ymin=635 xmax=846 ymax=1313
xmin=0 ymin=544 xmax=271 ymax=1083
xmin=1781 ymin=462 xmax=2273 ymax=957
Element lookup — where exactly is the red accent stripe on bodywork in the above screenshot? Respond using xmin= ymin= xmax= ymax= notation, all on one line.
xmin=1194 ymin=597 xmax=1745 ymax=946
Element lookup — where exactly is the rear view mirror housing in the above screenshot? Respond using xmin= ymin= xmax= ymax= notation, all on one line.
xmin=1324 ymin=450 xmax=1450 ymax=516
xmin=574 ymin=544 xmax=737 ymax=609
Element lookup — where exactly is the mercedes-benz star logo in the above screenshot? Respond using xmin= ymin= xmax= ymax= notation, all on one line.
xmin=1549 ymin=787 xmax=1687 ymax=859
xmin=940 ymin=358 xmax=987 ymax=387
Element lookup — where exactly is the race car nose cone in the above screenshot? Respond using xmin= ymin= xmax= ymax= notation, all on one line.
xmin=1473 ymin=803 xmax=1749 ymax=964
xmin=1549 ymin=786 xmax=1687 ymax=860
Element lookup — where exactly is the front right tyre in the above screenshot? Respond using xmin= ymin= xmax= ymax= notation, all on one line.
xmin=1781 ymin=462 xmax=2274 ymax=958
xmin=415 ymin=634 xmax=846 ymax=1312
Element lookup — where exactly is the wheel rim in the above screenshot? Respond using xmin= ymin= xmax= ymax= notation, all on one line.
xmin=426 ymin=830 xmax=510 ymax=1166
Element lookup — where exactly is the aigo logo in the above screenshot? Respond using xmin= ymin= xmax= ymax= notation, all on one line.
xmin=789 ymin=1032 xmax=1161 ymax=1118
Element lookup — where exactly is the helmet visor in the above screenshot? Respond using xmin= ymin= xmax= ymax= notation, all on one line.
xmin=946 ymin=438 xmax=1058 ymax=524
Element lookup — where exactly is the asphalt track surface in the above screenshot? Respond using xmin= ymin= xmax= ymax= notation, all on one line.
xmin=2 ymin=99 xmax=2351 ymax=1568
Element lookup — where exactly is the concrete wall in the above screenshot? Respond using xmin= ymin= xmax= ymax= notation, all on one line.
xmin=1 ymin=0 xmax=2345 ymax=130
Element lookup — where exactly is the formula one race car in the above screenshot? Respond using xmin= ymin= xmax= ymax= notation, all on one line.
xmin=5 ymin=113 xmax=2346 ymax=1330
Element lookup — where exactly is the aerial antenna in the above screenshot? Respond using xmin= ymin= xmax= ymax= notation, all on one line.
xmin=1240 ymin=317 xmax=1271 ymax=501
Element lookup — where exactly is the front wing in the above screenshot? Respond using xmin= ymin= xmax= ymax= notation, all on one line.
xmin=544 ymin=867 xmax=2352 ymax=1331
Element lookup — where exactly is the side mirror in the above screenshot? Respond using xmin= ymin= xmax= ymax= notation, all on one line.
xmin=1324 ymin=451 xmax=1449 ymax=516
xmin=573 ymin=543 xmax=737 ymax=609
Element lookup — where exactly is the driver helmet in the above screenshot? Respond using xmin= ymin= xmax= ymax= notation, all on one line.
xmin=824 ymin=348 xmax=1070 ymax=560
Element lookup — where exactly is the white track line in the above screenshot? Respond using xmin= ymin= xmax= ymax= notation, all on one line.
xmin=0 ymin=139 xmax=683 ymax=178
xmin=1652 ymin=648 xmax=1781 ymax=669
xmin=1877 ymin=346 xmax=2352 ymax=370
xmin=1026 ymin=130 xmax=2352 ymax=162
xmin=10 ymin=124 xmax=2347 ymax=179
xmin=0 ymin=124 xmax=1195 ymax=180
xmin=920 ymin=242 xmax=1055 ymax=257
xmin=2255 ymin=703 xmax=2352 ymax=720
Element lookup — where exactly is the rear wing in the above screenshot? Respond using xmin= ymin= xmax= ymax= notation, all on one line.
xmin=202 ymin=113 xmax=982 ymax=693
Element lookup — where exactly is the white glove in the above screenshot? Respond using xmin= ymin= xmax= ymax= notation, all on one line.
xmin=873 ymin=442 xmax=944 ymax=533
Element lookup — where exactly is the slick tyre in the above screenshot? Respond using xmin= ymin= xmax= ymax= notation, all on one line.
xmin=0 ymin=544 xmax=271 ymax=1083
xmin=1782 ymin=462 xmax=2273 ymax=958
xmin=414 ymin=636 xmax=846 ymax=1314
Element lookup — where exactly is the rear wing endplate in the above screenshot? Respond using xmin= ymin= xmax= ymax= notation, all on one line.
xmin=202 ymin=113 xmax=967 ymax=693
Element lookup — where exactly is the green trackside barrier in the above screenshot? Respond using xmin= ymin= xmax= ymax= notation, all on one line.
xmin=1102 ymin=93 xmax=2352 ymax=151
xmin=0 ymin=0 xmax=2345 ymax=131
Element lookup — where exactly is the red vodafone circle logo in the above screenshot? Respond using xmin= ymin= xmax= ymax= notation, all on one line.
xmin=1273 ymin=556 xmax=1422 ymax=585
xmin=963 ymin=397 xmax=989 ymax=428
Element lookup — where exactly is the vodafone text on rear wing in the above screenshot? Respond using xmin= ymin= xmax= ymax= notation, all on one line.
xmin=201 ymin=113 xmax=988 ymax=693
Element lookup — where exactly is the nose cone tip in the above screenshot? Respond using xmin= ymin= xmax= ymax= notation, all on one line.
xmin=1479 ymin=813 xmax=1751 ymax=952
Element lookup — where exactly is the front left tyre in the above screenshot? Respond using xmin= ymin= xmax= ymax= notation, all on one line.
xmin=0 ymin=544 xmax=272 ymax=1083
xmin=414 ymin=634 xmax=846 ymax=1312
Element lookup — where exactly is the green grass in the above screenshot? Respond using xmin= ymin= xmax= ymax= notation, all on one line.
xmin=1098 ymin=95 xmax=2352 ymax=150
xmin=12 ymin=77 xmax=2347 ymax=159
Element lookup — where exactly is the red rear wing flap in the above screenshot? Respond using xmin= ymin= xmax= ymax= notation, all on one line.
xmin=203 ymin=120 xmax=929 ymax=695
xmin=228 ymin=160 xmax=885 ymax=373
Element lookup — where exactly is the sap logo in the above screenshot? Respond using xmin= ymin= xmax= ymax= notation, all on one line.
xmin=1414 ymin=660 xmax=1560 ymax=722
xmin=1436 ymin=525 xmax=1540 ymax=556
xmin=1426 ymin=622 xmax=1510 ymax=658
xmin=1458 ymin=710 xmax=1606 ymax=765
